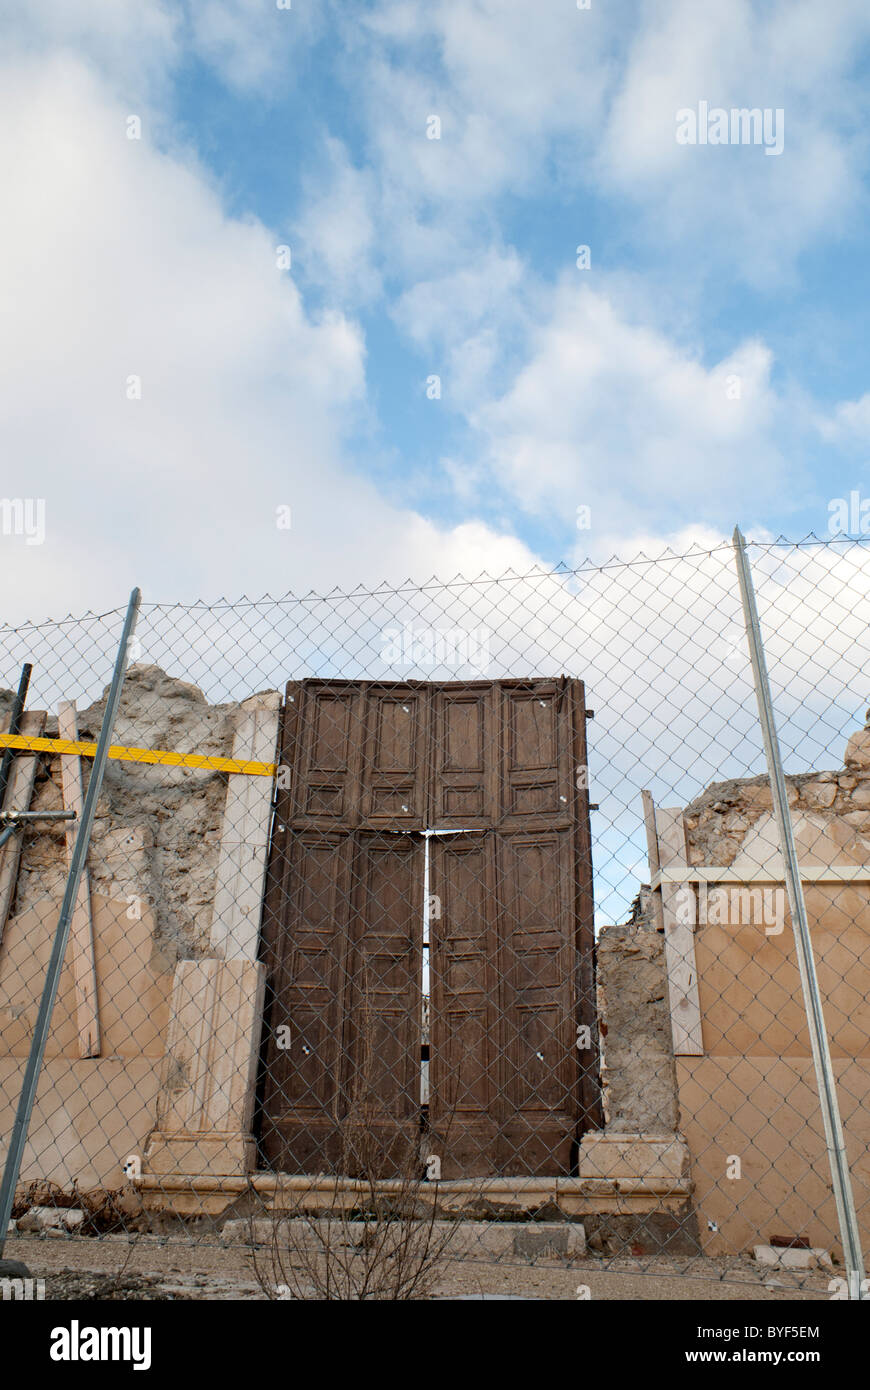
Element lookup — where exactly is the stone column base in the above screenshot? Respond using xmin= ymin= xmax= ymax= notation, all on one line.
xmin=145 ymin=1131 xmax=258 ymax=1177
xmin=145 ymin=958 xmax=265 ymax=1179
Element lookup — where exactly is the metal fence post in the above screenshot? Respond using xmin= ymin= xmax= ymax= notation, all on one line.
xmin=733 ymin=528 xmax=866 ymax=1299
xmin=0 ymin=588 xmax=141 ymax=1263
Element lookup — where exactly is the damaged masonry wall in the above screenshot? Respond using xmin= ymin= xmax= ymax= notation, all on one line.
xmin=671 ymin=717 xmax=870 ymax=1258
xmin=13 ymin=666 xmax=277 ymax=962
xmin=596 ymin=711 xmax=870 ymax=1142
xmin=4 ymin=664 xmax=869 ymax=1254
xmin=0 ymin=666 xmax=280 ymax=1201
xmin=684 ymin=718 xmax=870 ymax=866
xmin=596 ymin=901 xmax=679 ymax=1136
xmin=1 ymin=663 xmax=689 ymax=1234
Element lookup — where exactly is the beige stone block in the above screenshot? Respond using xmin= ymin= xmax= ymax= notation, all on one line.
xmin=801 ymin=781 xmax=837 ymax=808
xmin=148 ymin=958 xmax=265 ymax=1176
xmin=0 ymin=896 xmax=171 ymax=1058
xmin=0 ymin=1057 xmax=161 ymax=1189
xmin=844 ymin=729 xmax=870 ymax=769
xmin=145 ymin=1134 xmax=256 ymax=1176
xmin=753 ymin=1244 xmax=832 ymax=1270
xmin=210 ymin=697 xmax=280 ymax=963
xmin=677 ymin=1057 xmax=870 ymax=1259
xmin=576 ymin=1133 xmax=689 ymax=1183
xmin=17 ymin=1206 xmax=84 ymax=1232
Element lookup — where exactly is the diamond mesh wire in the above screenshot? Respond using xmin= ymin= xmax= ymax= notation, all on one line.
xmin=1 ymin=535 xmax=869 ymax=1297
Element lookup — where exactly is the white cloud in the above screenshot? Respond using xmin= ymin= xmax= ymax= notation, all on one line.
xmin=0 ymin=0 xmax=180 ymax=103
xmin=0 ymin=54 xmax=539 ymax=621
xmin=326 ymin=0 xmax=870 ymax=291
xmin=2 ymin=0 xmax=864 ymax=636
xmin=293 ymin=139 xmax=382 ymax=307
xmin=391 ymin=246 xmax=528 ymax=406
xmin=597 ymin=0 xmax=870 ymax=283
xmin=183 ymin=0 xmax=321 ymax=92
xmin=818 ymin=392 xmax=870 ymax=442
xmin=456 ymin=279 xmax=786 ymax=545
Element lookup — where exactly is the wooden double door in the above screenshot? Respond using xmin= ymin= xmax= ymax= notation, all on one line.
xmin=258 ymin=678 xmax=600 ymax=1176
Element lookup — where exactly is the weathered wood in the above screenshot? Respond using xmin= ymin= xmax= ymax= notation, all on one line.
xmin=57 ymin=701 xmax=100 ymax=1058
xmin=646 ymin=799 xmax=703 ymax=1057
xmin=0 ymin=709 xmax=46 ymax=945
xmin=210 ymin=695 xmax=281 ymax=962
xmin=261 ymin=678 xmax=600 ymax=1178
xmin=641 ymin=790 xmax=665 ymax=932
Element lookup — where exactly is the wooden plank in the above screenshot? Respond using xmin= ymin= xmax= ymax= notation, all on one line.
xmin=570 ymin=679 xmax=604 ymax=1134
xmin=429 ymin=831 xmax=500 ymax=1177
xmin=0 ymin=709 xmax=46 ymax=945
xmin=650 ymin=802 xmax=703 ymax=1057
xmin=210 ymin=695 xmax=281 ymax=962
xmin=57 ymin=700 xmax=100 ymax=1058
xmin=653 ymin=864 xmax=870 ymax=884
xmin=641 ymin=790 xmax=665 ymax=931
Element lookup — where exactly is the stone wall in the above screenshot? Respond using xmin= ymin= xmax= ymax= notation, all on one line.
xmin=3 ymin=663 xmax=690 ymax=1194
xmin=596 ymin=918 xmax=678 ymax=1134
xmin=594 ymin=711 xmax=870 ymax=1193
xmin=10 ymin=665 xmax=276 ymax=961
xmin=0 ymin=665 xmax=280 ymax=1194
xmin=683 ymin=710 xmax=870 ymax=869
xmin=672 ymin=717 xmax=870 ymax=1258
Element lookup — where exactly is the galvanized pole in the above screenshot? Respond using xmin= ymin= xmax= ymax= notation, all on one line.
xmin=0 ymin=589 xmax=141 ymax=1263
xmin=733 ymin=528 xmax=866 ymax=1298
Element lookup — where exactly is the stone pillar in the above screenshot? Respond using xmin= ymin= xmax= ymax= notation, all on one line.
xmin=146 ymin=958 xmax=266 ymax=1175
xmin=146 ymin=693 xmax=280 ymax=1178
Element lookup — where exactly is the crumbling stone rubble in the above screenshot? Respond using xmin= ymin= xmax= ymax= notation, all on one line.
xmin=596 ymin=921 xmax=678 ymax=1133
xmin=7 ymin=665 xmax=278 ymax=962
xmin=684 ymin=708 xmax=870 ymax=867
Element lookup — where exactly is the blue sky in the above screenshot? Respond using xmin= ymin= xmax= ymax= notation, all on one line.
xmin=4 ymin=0 xmax=870 ymax=616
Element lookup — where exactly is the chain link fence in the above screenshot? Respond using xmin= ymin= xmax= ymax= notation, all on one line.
xmin=1 ymin=535 xmax=869 ymax=1297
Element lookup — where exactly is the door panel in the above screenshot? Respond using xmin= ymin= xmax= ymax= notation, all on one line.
xmin=428 ymin=679 xmax=600 ymax=1177
xmin=430 ymin=829 xmax=586 ymax=1176
xmin=285 ymin=681 xmax=429 ymax=831
xmin=259 ymin=828 xmax=422 ymax=1174
xmin=428 ymin=834 xmax=499 ymax=1174
xmin=499 ymin=682 xmax=575 ymax=830
xmin=342 ymin=834 xmax=423 ymax=1170
xmin=497 ymin=830 xmax=579 ymax=1174
xmin=359 ymin=688 xmax=429 ymax=828
xmin=428 ymin=684 xmax=495 ymax=829
xmin=283 ymin=682 xmax=364 ymax=829
xmin=259 ymin=675 xmax=601 ymax=1178
xmin=259 ymin=830 xmax=354 ymax=1171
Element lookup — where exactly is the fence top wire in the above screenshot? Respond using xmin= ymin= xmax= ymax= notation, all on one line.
xmin=3 ymin=532 xmax=864 ymax=629
xmin=3 ymin=534 xmax=870 ymax=927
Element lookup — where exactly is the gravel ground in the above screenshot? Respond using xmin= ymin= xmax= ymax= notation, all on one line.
xmin=2 ymin=1233 xmax=833 ymax=1301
